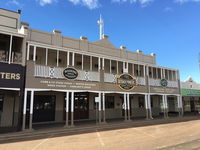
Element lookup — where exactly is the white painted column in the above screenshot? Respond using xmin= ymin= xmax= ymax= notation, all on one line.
xmin=71 ymin=91 xmax=74 ymax=126
xmin=72 ymin=52 xmax=75 ymax=66
xmin=127 ymin=93 xmax=131 ymax=120
xmin=27 ymin=44 xmax=30 ymax=60
xmin=162 ymin=95 xmax=166 ymax=118
xmin=33 ymin=46 xmax=36 ymax=62
xmin=102 ymin=58 xmax=105 ymax=70
xmin=132 ymin=64 xmax=135 ymax=75
xmin=138 ymin=64 xmax=140 ymax=76
xmin=116 ymin=61 xmax=119 ymax=74
xmin=90 ymin=56 xmax=92 ymax=71
xmin=161 ymin=68 xmax=163 ymax=79
xmin=67 ymin=51 xmax=70 ymax=66
xmin=143 ymin=65 xmax=146 ymax=77
xmin=165 ymin=95 xmax=168 ymax=117
xmin=65 ymin=91 xmax=69 ymax=126
xmin=145 ymin=94 xmax=149 ymax=119
xmin=81 ymin=54 xmax=84 ymax=70
xmin=22 ymin=89 xmax=27 ymax=130
xmin=8 ymin=35 xmax=13 ymax=64
xmin=148 ymin=94 xmax=153 ymax=119
xmin=45 ymin=48 xmax=48 ymax=66
xmin=110 ymin=60 xmax=112 ymax=74
xmin=98 ymin=57 xmax=101 ymax=71
xmin=29 ymin=90 xmax=34 ymax=130
xmin=98 ymin=92 xmax=102 ymax=123
xmin=56 ymin=50 xmax=59 ymax=67
xmin=102 ymin=92 xmax=106 ymax=123
xmin=124 ymin=93 xmax=127 ymax=121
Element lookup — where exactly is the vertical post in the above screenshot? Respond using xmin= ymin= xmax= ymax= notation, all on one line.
xmin=72 ymin=52 xmax=75 ymax=66
xmin=8 ymin=35 xmax=13 ymax=64
xmin=110 ymin=60 xmax=112 ymax=74
xmin=102 ymin=92 xmax=106 ymax=123
xmin=124 ymin=93 xmax=127 ymax=121
xmin=162 ymin=95 xmax=166 ymax=118
xmin=138 ymin=64 xmax=140 ymax=76
xmin=116 ymin=61 xmax=119 ymax=74
xmin=67 ymin=51 xmax=69 ymax=66
xmin=45 ymin=48 xmax=48 ymax=66
xmin=98 ymin=57 xmax=101 ymax=71
xmin=127 ymin=93 xmax=131 ymax=121
xmin=22 ymin=89 xmax=27 ymax=130
xmin=71 ymin=91 xmax=74 ymax=126
xmin=33 ymin=46 xmax=36 ymax=62
xmin=145 ymin=94 xmax=149 ymax=119
xmin=102 ymin=58 xmax=105 ymax=70
xmin=165 ymin=95 xmax=169 ymax=118
xmin=27 ymin=44 xmax=30 ymax=60
xmin=65 ymin=91 xmax=69 ymax=126
xmin=180 ymin=96 xmax=184 ymax=116
xmin=98 ymin=92 xmax=102 ymax=124
xmin=81 ymin=54 xmax=84 ymax=70
xmin=57 ymin=50 xmax=59 ymax=67
xmin=29 ymin=90 xmax=34 ymax=130
xmin=148 ymin=94 xmax=153 ymax=119
xmin=132 ymin=64 xmax=135 ymax=75
xmin=143 ymin=65 xmax=146 ymax=77
xmin=90 ymin=56 xmax=92 ymax=71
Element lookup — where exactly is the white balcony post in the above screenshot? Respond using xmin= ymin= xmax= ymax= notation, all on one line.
xmin=67 ymin=51 xmax=69 ymax=66
xmin=33 ymin=46 xmax=36 ymax=62
xmin=27 ymin=44 xmax=30 ymax=60
xmin=145 ymin=94 xmax=149 ymax=119
xmin=116 ymin=61 xmax=119 ymax=74
xmin=143 ymin=65 xmax=146 ymax=77
xmin=81 ymin=54 xmax=84 ymax=70
xmin=45 ymin=48 xmax=48 ymax=66
xmin=102 ymin=58 xmax=105 ymax=70
xmin=138 ymin=64 xmax=140 ymax=76
xmin=71 ymin=91 xmax=74 ymax=126
xmin=127 ymin=93 xmax=131 ymax=120
xmin=127 ymin=62 xmax=129 ymax=73
xmin=57 ymin=50 xmax=59 ymax=67
xmin=90 ymin=56 xmax=92 ymax=71
xmin=98 ymin=57 xmax=101 ymax=71
xmin=65 ymin=91 xmax=69 ymax=126
xmin=8 ymin=35 xmax=13 ymax=64
xmin=98 ymin=92 xmax=102 ymax=123
xmin=29 ymin=90 xmax=34 ymax=130
xmin=110 ymin=59 xmax=112 ymax=74
xmin=124 ymin=93 xmax=127 ymax=121
xmin=72 ymin=52 xmax=75 ymax=66
xmin=102 ymin=92 xmax=106 ymax=123
xmin=22 ymin=89 xmax=27 ymax=130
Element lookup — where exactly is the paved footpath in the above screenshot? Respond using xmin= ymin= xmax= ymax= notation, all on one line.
xmin=1 ymin=120 xmax=200 ymax=150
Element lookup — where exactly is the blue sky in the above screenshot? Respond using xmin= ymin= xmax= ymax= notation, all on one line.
xmin=1 ymin=0 xmax=200 ymax=82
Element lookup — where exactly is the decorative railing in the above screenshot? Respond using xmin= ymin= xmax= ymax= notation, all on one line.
xmin=34 ymin=65 xmax=100 ymax=82
xmin=149 ymin=78 xmax=178 ymax=88
xmin=104 ymin=73 xmax=146 ymax=86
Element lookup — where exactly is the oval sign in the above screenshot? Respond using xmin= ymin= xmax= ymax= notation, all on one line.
xmin=63 ymin=68 xmax=78 ymax=79
xmin=160 ymin=79 xmax=168 ymax=87
xmin=116 ymin=73 xmax=137 ymax=91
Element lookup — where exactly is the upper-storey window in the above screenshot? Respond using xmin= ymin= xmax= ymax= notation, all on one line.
xmin=0 ymin=33 xmax=22 ymax=64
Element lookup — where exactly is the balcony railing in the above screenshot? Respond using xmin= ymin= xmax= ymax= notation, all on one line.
xmin=0 ymin=50 xmax=22 ymax=64
xmin=104 ymin=73 xmax=146 ymax=86
xmin=34 ymin=65 xmax=100 ymax=82
xmin=149 ymin=78 xmax=178 ymax=88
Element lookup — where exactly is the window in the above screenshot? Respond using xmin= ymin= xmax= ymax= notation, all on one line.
xmin=105 ymin=96 xmax=115 ymax=109
xmin=138 ymin=96 xmax=145 ymax=108
xmin=0 ymin=94 xmax=4 ymax=112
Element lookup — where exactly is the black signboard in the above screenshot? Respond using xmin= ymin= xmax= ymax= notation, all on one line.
xmin=63 ymin=68 xmax=78 ymax=79
xmin=116 ymin=73 xmax=137 ymax=91
xmin=0 ymin=62 xmax=25 ymax=88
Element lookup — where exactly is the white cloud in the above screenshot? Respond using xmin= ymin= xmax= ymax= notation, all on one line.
xmin=175 ymin=0 xmax=200 ymax=3
xmin=6 ymin=0 xmax=23 ymax=8
xmin=112 ymin=0 xmax=154 ymax=5
xmin=39 ymin=0 xmax=56 ymax=6
xmin=68 ymin=0 xmax=99 ymax=9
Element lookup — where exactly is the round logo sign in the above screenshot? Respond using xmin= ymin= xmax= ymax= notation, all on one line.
xmin=116 ymin=73 xmax=137 ymax=91
xmin=160 ymin=79 xmax=168 ymax=87
xmin=63 ymin=68 xmax=78 ymax=79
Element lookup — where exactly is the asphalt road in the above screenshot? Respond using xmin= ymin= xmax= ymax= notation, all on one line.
xmin=1 ymin=119 xmax=200 ymax=150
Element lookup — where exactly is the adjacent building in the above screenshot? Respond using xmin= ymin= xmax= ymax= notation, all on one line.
xmin=0 ymin=9 xmax=26 ymax=132
xmin=181 ymin=77 xmax=200 ymax=114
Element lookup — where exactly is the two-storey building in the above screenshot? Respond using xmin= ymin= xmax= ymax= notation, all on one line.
xmin=0 ymin=8 xmax=26 ymax=132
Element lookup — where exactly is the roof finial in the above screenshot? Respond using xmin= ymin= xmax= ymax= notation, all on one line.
xmin=97 ymin=14 xmax=104 ymax=40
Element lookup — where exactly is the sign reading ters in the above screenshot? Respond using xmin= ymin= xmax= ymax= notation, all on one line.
xmin=116 ymin=73 xmax=137 ymax=91
xmin=63 ymin=68 xmax=78 ymax=79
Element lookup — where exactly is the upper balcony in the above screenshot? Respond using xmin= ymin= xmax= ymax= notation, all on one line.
xmin=0 ymin=33 xmax=23 ymax=64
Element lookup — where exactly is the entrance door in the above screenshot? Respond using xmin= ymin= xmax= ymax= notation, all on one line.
xmin=64 ymin=92 xmax=89 ymax=120
xmin=190 ymin=97 xmax=195 ymax=112
xmin=33 ymin=95 xmax=56 ymax=123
